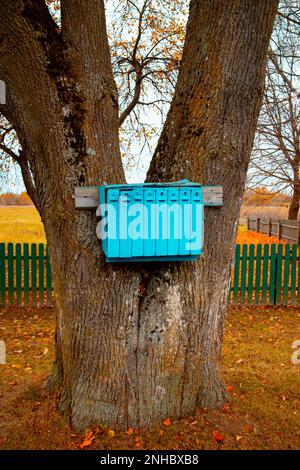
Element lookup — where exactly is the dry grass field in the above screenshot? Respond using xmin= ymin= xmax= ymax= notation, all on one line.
xmin=0 ymin=206 xmax=46 ymax=244
xmin=239 ymin=204 xmax=292 ymax=225
xmin=0 ymin=205 xmax=287 ymax=246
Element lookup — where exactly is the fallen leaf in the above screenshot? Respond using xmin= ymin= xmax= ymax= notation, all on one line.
xmin=79 ymin=431 xmax=95 ymax=449
xmin=108 ymin=429 xmax=115 ymax=437
xmin=227 ymin=385 xmax=234 ymax=392
xmin=135 ymin=437 xmax=142 ymax=448
xmin=126 ymin=428 xmax=134 ymax=436
xmin=236 ymin=435 xmax=243 ymax=442
xmin=212 ymin=430 xmax=224 ymax=443
xmin=163 ymin=418 xmax=171 ymax=426
xmin=222 ymin=404 xmax=230 ymax=413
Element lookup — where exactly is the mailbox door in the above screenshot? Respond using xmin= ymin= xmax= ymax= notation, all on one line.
xmin=119 ymin=190 xmax=132 ymax=258
xmin=144 ymin=188 xmax=156 ymax=257
xmin=156 ymin=188 xmax=168 ymax=256
xmin=131 ymin=188 xmax=144 ymax=257
xmin=107 ymin=188 xmax=119 ymax=259
xmin=167 ymin=188 xmax=180 ymax=256
xmin=190 ymin=187 xmax=203 ymax=256
xmin=179 ymin=187 xmax=191 ymax=256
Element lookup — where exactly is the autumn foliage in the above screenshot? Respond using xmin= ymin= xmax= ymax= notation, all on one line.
xmin=0 ymin=192 xmax=33 ymax=206
xmin=236 ymin=227 xmax=286 ymax=245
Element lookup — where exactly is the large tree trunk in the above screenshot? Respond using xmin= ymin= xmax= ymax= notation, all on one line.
xmin=288 ymin=180 xmax=300 ymax=220
xmin=0 ymin=0 xmax=278 ymax=431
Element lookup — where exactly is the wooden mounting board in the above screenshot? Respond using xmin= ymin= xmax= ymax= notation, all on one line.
xmin=74 ymin=185 xmax=223 ymax=209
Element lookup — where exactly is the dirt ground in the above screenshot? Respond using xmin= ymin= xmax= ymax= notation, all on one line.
xmin=0 ymin=305 xmax=299 ymax=450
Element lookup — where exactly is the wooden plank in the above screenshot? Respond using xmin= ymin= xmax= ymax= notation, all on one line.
xmin=275 ymin=244 xmax=283 ymax=305
xmin=16 ymin=243 xmax=22 ymax=306
xmin=0 ymin=244 xmax=5 ymax=306
xmin=23 ymin=243 xmax=29 ymax=306
xmin=233 ymin=244 xmax=241 ymax=304
xmin=7 ymin=243 xmax=14 ymax=306
xmin=269 ymin=244 xmax=277 ymax=305
xmin=247 ymin=244 xmax=255 ymax=304
xmin=262 ymin=244 xmax=269 ymax=304
xmin=283 ymin=244 xmax=290 ymax=306
xmin=46 ymin=247 xmax=52 ymax=307
xmin=240 ymin=244 xmax=248 ymax=304
xmin=254 ymin=244 xmax=262 ymax=305
xmin=202 ymin=186 xmax=223 ymax=206
xmin=39 ymin=244 xmax=44 ymax=307
xmin=74 ymin=185 xmax=223 ymax=208
xmin=31 ymin=244 xmax=37 ymax=307
xmin=290 ymin=245 xmax=297 ymax=306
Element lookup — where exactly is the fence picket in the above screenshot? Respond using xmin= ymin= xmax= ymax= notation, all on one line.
xmin=23 ymin=243 xmax=29 ymax=306
xmin=269 ymin=244 xmax=277 ymax=305
xmin=7 ymin=243 xmax=14 ymax=305
xmin=16 ymin=243 xmax=22 ymax=306
xmin=233 ymin=245 xmax=240 ymax=304
xmin=46 ymin=247 xmax=52 ymax=307
xmin=31 ymin=244 xmax=37 ymax=307
xmin=262 ymin=244 xmax=269 ymax=304
xmin=254 ymin=244 xmax=262 ymax=305
xmin=283 ymin=244 xmax=290 ymax=306
xmin=275 ymin=244 xmax=283 ymax=305
xmin=38 ymin=244 xmax=44 ymax=307
xmin=0 ymin=244 xmax=5 ymax=306
xmin=240 ymin=245 xmax=248 ymax=304
xmin=247 ymin=244 xmax=255 ymax=304
xmin=290 ymin=245 xmax=297 ymax=306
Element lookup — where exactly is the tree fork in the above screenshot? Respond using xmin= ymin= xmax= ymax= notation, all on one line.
xmin=0 ymin=0 xmax=279 ymax=431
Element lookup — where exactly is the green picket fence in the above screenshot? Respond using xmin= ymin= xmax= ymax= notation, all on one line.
xmin=0 ymin=243 xmax=299 ymax=307
xmin=229 ymin=243 xmax=300 ymax=306
xmin=0 ymin=243 xmax=52 ymax=307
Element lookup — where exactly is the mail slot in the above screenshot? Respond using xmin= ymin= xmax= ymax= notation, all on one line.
xmin=98 ymin=180 xmax=204 ymax=262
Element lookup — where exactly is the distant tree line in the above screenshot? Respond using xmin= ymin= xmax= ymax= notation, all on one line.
xmin=0 ymin=192 xmax=33 ymax=205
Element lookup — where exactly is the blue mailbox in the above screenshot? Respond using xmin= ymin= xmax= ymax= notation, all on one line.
xmin=98 ymin=180 xmax=204 ymax=262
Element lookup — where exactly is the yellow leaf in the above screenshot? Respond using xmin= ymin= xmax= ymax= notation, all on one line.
xmin=236 ymin=435 xmax=243 ymax=442
xmin=108 ymin=429 xmax=115 ymax=437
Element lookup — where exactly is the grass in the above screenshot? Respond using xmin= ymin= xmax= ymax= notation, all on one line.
xmin=0 ymin=305 xmax=299 ymax=450
xmin=0 ymin=206 xmax=46 ymax=244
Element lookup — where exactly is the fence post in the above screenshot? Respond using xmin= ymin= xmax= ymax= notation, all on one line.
xmin=247 ymin=217 xmax=250 ymax=231
xmin=297 ymin=222 xmax=300 ymax=246
xmin=257 ymin=217 xmax=260 ymax=233
xmin=278 ymin=220 xmax=282 ymax=240
xmin=268 ymin=219 xmax=272 ymax=236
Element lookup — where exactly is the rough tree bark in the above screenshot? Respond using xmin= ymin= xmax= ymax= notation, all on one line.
xmin=288 ymin=171 xmax=300 ymax=220
xmin=0 ymin=0 xmax=278 ymax=431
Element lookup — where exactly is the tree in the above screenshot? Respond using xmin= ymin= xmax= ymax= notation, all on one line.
xmin=0 ymin=0 xmax=278 ymax=431
xmin=0 ymin=0 xmax=188 ymax=181
xmin=248 ymin=0 xmax=300 ymax=219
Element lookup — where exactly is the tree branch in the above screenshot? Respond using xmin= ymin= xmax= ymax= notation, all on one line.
xmin=17 ymin=150 xmax=40 ymax=211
